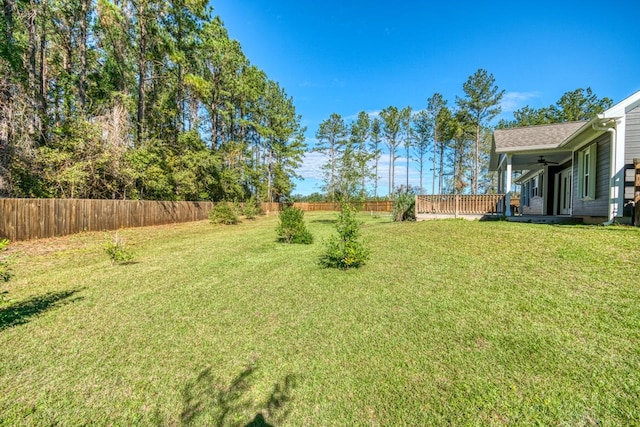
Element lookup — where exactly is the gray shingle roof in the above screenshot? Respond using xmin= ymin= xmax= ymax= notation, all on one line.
xmin=493 ymin=121 xmax=587 ymax=152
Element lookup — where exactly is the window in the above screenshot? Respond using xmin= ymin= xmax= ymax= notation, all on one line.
xmin=522 ymin=181 xmax=530 ymax=206
xmin=529 ymin=173 xmax=543 ymax=198
xmin=578 ymin=144 xmax=597 ymax=200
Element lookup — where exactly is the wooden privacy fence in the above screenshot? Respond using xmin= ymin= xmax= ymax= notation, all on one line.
xmin=0 ymin=198 xmax=214 ymax=241
xmin=0 ymin=198 xmax=394 ymax=242
xmin=291 ymin=201 xmax=392 ymax=212
xmin=415 ymin=194 xmax=506 ymax=215
xmin=259 ymin=201 xmax=392 ymax=213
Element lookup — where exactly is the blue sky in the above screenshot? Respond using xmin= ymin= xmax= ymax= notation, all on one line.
xmin=212 ymin=0 xmax=640 ymax=195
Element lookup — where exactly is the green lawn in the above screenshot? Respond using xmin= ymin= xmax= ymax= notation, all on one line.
xmin=1 ymin=213 xmax=639 ymax=425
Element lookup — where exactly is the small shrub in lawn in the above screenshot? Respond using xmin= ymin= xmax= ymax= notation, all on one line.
xmin=0 ymin=238 xmax=12 ymax=302
xmin=244 ymin=196 xmax=262 ymax=220
xmin=276 ymin=206 xmax=313 ymax=244
xmin=105 ymin=233 xmax=135 ymax=265
xmin=232 ymin=199 xmax=243 ymax=217
xmin=209 ymin=201 xmax=240 ymax=225
xmin=0 ymin=238 xmax=12 ymax=282
xmin=392 ymin=190 xmax=416 ymax=222
xmin=320 ymin=203 xmax=369 ymax=269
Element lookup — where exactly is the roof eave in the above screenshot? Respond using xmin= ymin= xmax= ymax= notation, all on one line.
xmin=495 ymin=144 xmax=569 ymax=154
xmin=558 ymin=117 xmax=621 ymax=150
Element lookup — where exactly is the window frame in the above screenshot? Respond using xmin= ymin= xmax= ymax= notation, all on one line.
xmin=577 ymin=144 xmax=597 ymax=200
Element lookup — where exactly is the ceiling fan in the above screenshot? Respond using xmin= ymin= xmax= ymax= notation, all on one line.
xmin=534 ymin=156 xmax=559 ymax=166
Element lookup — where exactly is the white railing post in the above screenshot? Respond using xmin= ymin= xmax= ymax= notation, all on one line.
xmin=505 ymin=155 xmax=512 ymax=216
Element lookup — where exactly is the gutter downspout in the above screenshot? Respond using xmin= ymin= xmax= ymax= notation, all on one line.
xmin=592 ymin=120 xmax=617 ymax=225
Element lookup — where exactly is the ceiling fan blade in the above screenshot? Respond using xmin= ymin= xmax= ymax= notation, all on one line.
xmin=535 ymin=156 xmax=559 ymax=166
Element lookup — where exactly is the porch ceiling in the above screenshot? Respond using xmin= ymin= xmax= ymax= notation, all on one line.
xmin=491 ymin=121 xmax=586 ymax=171
xmin=508 ymin=150 xmax=572 ymax=171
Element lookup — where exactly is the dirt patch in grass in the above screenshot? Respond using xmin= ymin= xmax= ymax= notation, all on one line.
xmin=9 ymin=233 xmax=97 ymax=257
xmin=7 ymin=221 xmax=210 ymax=257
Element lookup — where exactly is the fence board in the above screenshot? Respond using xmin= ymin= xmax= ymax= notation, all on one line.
xmin=258 ymin=201 xmax=392 ymax=213
xmin=0 ymin=198 xmax=397 ymax=242
xmin=415 ymin=194 xmax=506 ymax=215
xmin=0 ymin=198 xmax=215 ymax=242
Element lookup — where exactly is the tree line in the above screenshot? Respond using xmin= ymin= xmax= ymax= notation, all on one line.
xmin=313 ymin=70 xmax=613 ymax=200
xmin=314 ymin=68 xmax=504 ymax=199
xmin=0 ymin=0 xmax=305 ymax=202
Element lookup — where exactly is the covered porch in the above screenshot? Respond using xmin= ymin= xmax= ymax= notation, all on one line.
xmin=491 ymin=121 xmax=587 ymax=219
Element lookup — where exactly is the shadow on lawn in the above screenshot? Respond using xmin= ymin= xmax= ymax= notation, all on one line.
xmin=157 ymin=363 xmax=296 ymax=426
xmin=0 ymin=289 xmax=83 ymax=332
xmin=309 ymin=219 xmax=336 ymax=224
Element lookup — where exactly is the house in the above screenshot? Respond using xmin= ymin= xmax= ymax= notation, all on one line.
xmin=490 ymin=90 xmax=640 ymax=224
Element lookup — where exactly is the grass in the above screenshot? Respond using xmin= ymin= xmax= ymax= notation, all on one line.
xmin=1 ymin=212 xmax=640 ymax=425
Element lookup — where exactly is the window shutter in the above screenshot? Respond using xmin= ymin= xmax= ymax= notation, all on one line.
xmin=577 ymin=150 xmax=584 ymax=198
xmin=588 ymin=143 xmax=597 ymax=199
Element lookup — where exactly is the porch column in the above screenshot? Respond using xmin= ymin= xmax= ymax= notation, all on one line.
xmin=505 ymin=154 xmax=512 ymax=216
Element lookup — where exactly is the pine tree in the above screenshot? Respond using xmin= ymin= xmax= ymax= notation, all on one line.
xmin=456 ymin=69 xmax=504 ymax=194
xmin=315 ymin=113 xmax=348 ymax=201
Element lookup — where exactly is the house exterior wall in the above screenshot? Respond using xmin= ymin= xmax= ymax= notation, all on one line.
xmin=625 ymin=105 xmax=640 ymax=164
xmin=572 ymin=133 xmax=610 ymax=217
xmin=522 ymin=196 xmax=543 ymax=215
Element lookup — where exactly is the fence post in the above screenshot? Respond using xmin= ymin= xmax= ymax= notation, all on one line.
xmin=455 ymin=195 xmax=459 ymax=219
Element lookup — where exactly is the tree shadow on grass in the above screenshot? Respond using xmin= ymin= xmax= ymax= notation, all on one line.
xmin=0 ymin=289 xmax=83 ymax=332
xmin=157 ymin=363 xmax=296 ymax=426
xmin=309 ymin=219 xmax=336 ymax=224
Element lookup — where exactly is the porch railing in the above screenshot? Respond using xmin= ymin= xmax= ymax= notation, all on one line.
xmin=415 ymin=194 xmax=507 ymax=215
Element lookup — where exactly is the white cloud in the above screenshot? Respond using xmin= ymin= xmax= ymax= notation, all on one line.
xmin=295 ymin=151 xmax=326 ymax=181
xmin=295 ymin=151 xmax=435 ymax=196
xmin=342 ymin=110 xmax=381 ymax=122
xmin=500 ymin=91 xmax=541 ymax=113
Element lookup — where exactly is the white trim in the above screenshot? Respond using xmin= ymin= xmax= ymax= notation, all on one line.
xmin=577 ymin=144 xmax=597 ymax=200
xmin=505 ymin=155 xmax=512 ymax=216
xmin=558 ymin=167 xmax=572 ymax=215
xmin=497 ymin=153 xmax=506 ymax=170
xmin=613 ymin=117 xmax=625 ymax=215
xmin=601 ymin=90 xmax=640 ymax=117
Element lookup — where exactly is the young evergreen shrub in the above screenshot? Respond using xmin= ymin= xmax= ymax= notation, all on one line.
xmin=392 ymin=192 xmax=416 ymax=222
xmin=276 ymin=206 xmax=313 ymax=244
xmin=243 ymin=196 xmax=261 ymax=220
xmin=105 ymin=233 xmax=135 ymax=265
xmin=0 ymin=238 xmax=12 ymax=284
xmin=209 ymin=202 xmax=240 ymax=225
xmin=320 ymin=203 xmax=369 ymax=269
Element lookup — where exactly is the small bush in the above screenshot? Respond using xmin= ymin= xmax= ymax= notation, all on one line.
xmin=320 ymin=204 xmax=369 ymax=269
xmin=276 ymin=206 xmax=313 ymax=244
xmin=0 ymin=238 xmax=12 ymax=284
xmin=392 ymin=192 xmax=416 ymax=222
xmin=105 ymin=233 xmax=135 ymax=265
xmin=209 ymin=202 xmax=240 ymax=225
xmin=244 ymin=196 xmax=262 ymax=220
xmin=232 ymin=200 xmax=243 ymax=217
